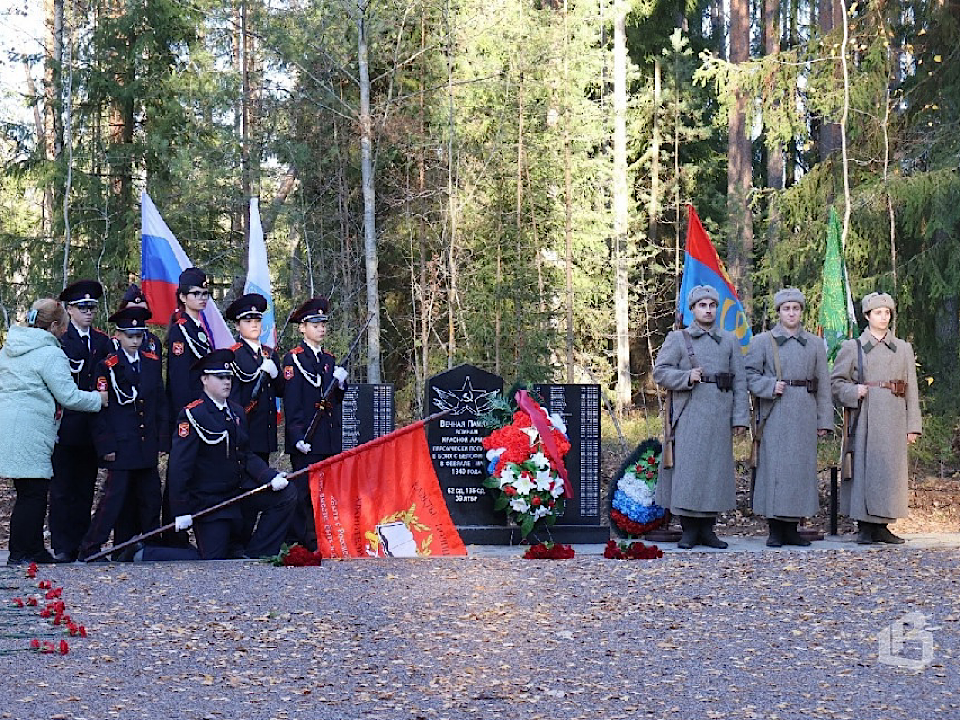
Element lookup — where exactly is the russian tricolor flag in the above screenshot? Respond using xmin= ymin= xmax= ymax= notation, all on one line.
xmin=244 ymin=197 xmax=278 ymax=349
xmin=677 ymin=205 xmax=752 ymax=349
xmin=140 ymin=191 xmax=233 ymax=348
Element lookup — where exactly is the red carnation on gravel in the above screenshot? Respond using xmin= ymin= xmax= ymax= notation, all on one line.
xmin=282 ymin=544 xmax=323 ymax=567
xmin=40 ymin=641 xmax=54 ymax=654
xmin=59 ymin=640 xmax=69 ymax=655
xmin=522 ymin=542 xmax=575 ymax=559
xmin=26 ymin=563 xmax=38 ymax=578
xmin=12 ymin=597 xmax=24 ymax=608
xmin=45 ymin=588 xmax=62 ymax=600
xmin=603 ymin=539 xmax=663 ymax=560
xmin=37 ymin=580 xmax=52 ymax=590
xmin=29 ymin=638 xmax=40 ymax=650
xmin=26 ymin=596 xmax=38 ymax=607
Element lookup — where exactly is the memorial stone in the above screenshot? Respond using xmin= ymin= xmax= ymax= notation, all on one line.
xmin=426 ymin=365 xmax=504 ymax=532
xmin=427 ymin=365 xmax=609 ymax=544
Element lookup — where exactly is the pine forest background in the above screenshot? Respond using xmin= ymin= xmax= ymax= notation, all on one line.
xmin=1 ymin=0 xmax=959 ymax=469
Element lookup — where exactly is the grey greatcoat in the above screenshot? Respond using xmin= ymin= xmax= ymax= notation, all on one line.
xmin=745 ymin=325 xmax=833 ymax=519
xmin=654 ymin=325 xmax=750 ymax=516
xmin=831 ymin=329 xmax=922 ymax=522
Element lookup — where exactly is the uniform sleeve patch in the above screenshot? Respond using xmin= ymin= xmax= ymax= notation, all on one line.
xmin=97 ymin=377 xmax=107 ymax=392
xmin=284 ymin=365 xmax=294 ymax=380
xmin=172 ymin=342 xmax=184 ymax=356
xmin=178 ymin=422 xmax=190 ymax=438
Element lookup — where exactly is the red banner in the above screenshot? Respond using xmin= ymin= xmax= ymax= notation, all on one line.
xmin=309 ymin=420 xmax=467 ymax=558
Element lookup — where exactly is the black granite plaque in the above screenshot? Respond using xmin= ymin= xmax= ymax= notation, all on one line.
xmin=340 ymin=383 xmax=395 ymax=451
xmin=533 ymin=384 xmax=604 ymax=534
xmin=426 ymin=366 xmax=608 ymax=544
xmin=426 ymin=364 xmax=504 ymax=527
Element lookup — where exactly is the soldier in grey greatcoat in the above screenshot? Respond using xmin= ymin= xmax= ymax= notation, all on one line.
xmin=831 ymin=292 xmax=921 ymax=544
xmin=654 ymin=285 xmax=750 ymax=549
xmin=746 ymin=288 xmax=833 ymax=547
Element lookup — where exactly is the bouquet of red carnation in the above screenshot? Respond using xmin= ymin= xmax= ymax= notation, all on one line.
xmin=266 ymin=544 xmax=323 ymax=567
xmin=523 ymin=541 xmax=575 ymax=559
xmin=603 ymin=539 xmax=663 ymax=560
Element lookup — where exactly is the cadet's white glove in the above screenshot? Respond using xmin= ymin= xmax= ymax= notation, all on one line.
xmin=260 ymin=358 xmax=278 ymax=379
xmin=270 ymin=473 xmax=288 ymax=491
xmin=333 ymin=365 xmax=348 ymax=387
xmin=295 ymin=440 xmax=312 ymax=454
xmin=174 ymin=515 xmax=193 ymax=532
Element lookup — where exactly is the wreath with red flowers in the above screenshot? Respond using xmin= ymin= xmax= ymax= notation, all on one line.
xmin=478 ymin=388 xmax=572 ymax=539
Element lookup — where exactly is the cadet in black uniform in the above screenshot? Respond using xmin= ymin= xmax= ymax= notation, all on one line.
xmin=49 ymin=280 xmax=113 ymax=562
xmin=162 ymin=267 xmax=212 ymax=546
xmin=114 ymin=284 xmax=164 ymax=363
xmin=224 ymin=293 xmax=284 ymax=462
xmin=78 ymin=307 xmax=168 ymax=561
xmin=157 ymin=350 xmax=294 ymax=560
xmin=282 ymin=297 xmax=348 ymax=551
xmin=166 ymin=267 xmax=213 ymax=420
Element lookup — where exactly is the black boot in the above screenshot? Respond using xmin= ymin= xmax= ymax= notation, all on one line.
xmin=856 ymin=521 xmax=877 ymax=545
xmin=677 ymin=516 xmax=699 ymax=549
xmin=781 ymin=521 xmax=812 ymax=547
xmin=698 ymin=517 xmax=728 ymax=549
xmin=766 ymin=519 xmax=783 ymax=548
xmin=873 ymin=524 xmax=906 ymax=544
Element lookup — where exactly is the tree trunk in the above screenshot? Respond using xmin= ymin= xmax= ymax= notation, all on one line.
xmin=357 ymin=7 xmax=382 ymax=383
xmin=764 ymin=0 xmax=784 ymax=276
xmin=612 ymin=3 xmax=631 ymax=409
xmin=563 ymin=0 xmax=574 ymax=382
xmin=818 ymin=0 xmax=842 ymax=159
xmin=726 ymin=0 xmax=753 ymax=313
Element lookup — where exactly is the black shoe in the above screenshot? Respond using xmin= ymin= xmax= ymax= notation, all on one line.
xmin=873 ymin=524 xmax=906 ymax=544
xmin=31 ymin=550 xmax=58 ymax=564
xmin=677 ymin=517 xmax=699 ymax=549
xmin=766 ymin=519 xmax=783 ymax=548
xmin=781 ymin=521 xmax=812 ymax=547
xmin=112 ymin=542 xmax=144 ymax=563
xmin=856 ymin=522 xmax=877 ymax=545
xmin=6 ymin=555 xmax=28 ymax=566
xmin=52 ymin=551 xmax=77 ymax=563
xmin=698 ymin=518 xmax=728 ymax=549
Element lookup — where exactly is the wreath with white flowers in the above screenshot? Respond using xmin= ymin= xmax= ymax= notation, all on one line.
xmin=607 ymin=437 xmax=667 ymax=537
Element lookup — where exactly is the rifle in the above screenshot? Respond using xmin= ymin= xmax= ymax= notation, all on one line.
xmin=839 ymin=340 xmax=864 ymax=481
xmin=661 ymin=391 xmax=675 ymax=468
xmin=749 ymin=334 xmax=782 ymax=470
xmin=301 ymin=314 xmax=374 ymax=444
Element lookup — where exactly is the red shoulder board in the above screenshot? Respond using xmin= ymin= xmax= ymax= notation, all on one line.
xmin=92 ymin=327 xmax=109 ymax=338
xmin=185 ymin=399 xmax=204 ymax=410
xmin=141 ymin=351 xmax=159 ymax=361
xmin=230 ymin=342 xmax=242 ymax=351
xmin=290 ymin=346 xmax=304 ymax=355
xmin=104 ymin=355 xmax=120 ymax=368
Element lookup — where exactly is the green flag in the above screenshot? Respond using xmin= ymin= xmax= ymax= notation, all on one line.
xmin=818 ymin=207 xmax=852 ymax=364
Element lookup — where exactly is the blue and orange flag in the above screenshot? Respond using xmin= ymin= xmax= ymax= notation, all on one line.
xmin=677 ymin=205 xmax=752 ymax=349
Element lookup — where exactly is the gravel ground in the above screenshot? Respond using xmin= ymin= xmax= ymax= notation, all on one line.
xmin=2 ymin=546 xmax=959 ymax=720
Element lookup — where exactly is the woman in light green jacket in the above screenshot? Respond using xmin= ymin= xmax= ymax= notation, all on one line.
xmin=0 ymin=298 xmax=106 ymax=565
